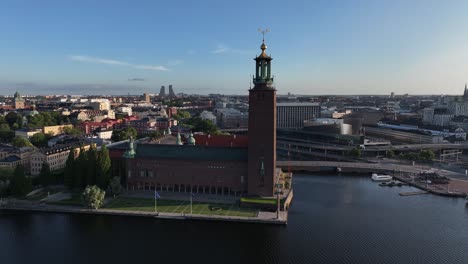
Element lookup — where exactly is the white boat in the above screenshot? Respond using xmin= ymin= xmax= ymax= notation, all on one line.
xmin=371 ymin=173 xmax=393 ymax=182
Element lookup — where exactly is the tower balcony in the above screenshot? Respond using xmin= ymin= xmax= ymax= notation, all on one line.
xmin=253 ymin=77 xmax=274 ymax=84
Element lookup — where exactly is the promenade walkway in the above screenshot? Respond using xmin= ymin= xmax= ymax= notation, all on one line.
xmin=0 ymin=198 xmax=288 ymax=225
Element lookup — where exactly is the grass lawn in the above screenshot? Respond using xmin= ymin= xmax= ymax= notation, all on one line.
xmin=104 ymin=197 xmax=258 ymax=218
xmin=240 ymin=197 xmax=277 ymax=205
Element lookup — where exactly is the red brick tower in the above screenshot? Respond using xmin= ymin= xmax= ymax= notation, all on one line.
xmin=247 ymin=36 xmax=276 ymax=197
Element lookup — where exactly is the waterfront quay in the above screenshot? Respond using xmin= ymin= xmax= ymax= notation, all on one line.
xmin=0 ymin=190 xmax=291 ymax=225
xmin=278 ymin=160 xmax=468 ymax=197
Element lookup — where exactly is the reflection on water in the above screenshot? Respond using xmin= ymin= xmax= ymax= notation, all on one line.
xmin=1 ymin=173 xmax=468 ymax=264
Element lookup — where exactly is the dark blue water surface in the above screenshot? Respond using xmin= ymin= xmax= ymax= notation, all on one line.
xmin=1 ymin=174 xmax=468 ymax=264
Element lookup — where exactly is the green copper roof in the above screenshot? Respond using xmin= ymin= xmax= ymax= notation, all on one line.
xmin=123 ymin=138 xmax=136 ymax=158
xmin=135 ymin=144 xmax=247 ymax=161
xmin=187 ymin=133 xmax=196 ymax=145
xmin=14 ymin=91 xmax=24 ymax=101
xmin=176 ymin=132 xmax=182 ymax=145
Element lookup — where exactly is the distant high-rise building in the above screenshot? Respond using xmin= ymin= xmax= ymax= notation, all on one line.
xmin=143 ymin=93 xmax=150 ymax=103
xmin=168 ymin=84 xmax=176 ymax=98
xmin=159 ymin=86 xmax=166 ymax=97
xmin=390 ymin=92 xmax=395 ymax=98
xmin=463 ymin=83 xmax=468 ymax=100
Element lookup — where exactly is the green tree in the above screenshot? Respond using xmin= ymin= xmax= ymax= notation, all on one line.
xmin=74 ymin=148 xmax=86 ymax=188
xmin=115 ymin=113 xmax=128 ymax=120
xmin=400 ymin=152 xmax=419 ymax=161
xmin=81 ymin=185 xmax=106 ymax=209
xmin=12 ymin=136 xmax=33 ymax=147
xmin=5 ymin=112 xmax=20 ymax=127
xmin=26 ymin=112 xmax=66 ymax=129
xmin=173 ymin=110 xmax=191 ymax=121
xmin=96 ymin=145 xmax=111 ymax=189
xmin=419 ymin=150 xmax=435 ymax=161
xmin=0 ymin=167 xmax=14 ymax=177
xmin=63 ymin=126 xmax=82 ymax=136
xmin=108 ymin=177 xmax=123 ymax=197
xmin=85 ymin=145 xmax=98 ymax=186
xmin=387 ymin=149 xmax=395 ymax=158
xmin=149 ymin=131 xmax=162 ymax=139
xmin=184 ymin=117 xmax=219 ymax=134
xmin=64 ymin=150 xmax=76 ymax=189
xmin=10 ymin=165 xmax=32 ymax=197
xmin=30 ymin=132 xmax=50 ymax=148
xmin=347 ymin=148 xmax=361 ymax=158
xmin=111 ymin=126 xmax=137 ymax=142
xmin=38 ymin=162 xmax=52 ymax=187
xmin=0 ymin=123 xmax=14 ymax=142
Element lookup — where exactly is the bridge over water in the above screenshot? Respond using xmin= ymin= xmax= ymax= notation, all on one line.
xmin=277 ymin=138 xmax=468 ymax=152
xmin=277 ymin=160 xmax=434 ymax=175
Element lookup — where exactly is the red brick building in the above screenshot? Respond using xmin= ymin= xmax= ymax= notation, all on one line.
xmin=111 ymin=40 xmax=277 ymax=197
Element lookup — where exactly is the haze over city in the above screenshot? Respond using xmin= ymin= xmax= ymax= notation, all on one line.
xmin=2 ymin=0 xmax=468 ymax=95
xmin=4 ymin=1 xmax=468 ymax=264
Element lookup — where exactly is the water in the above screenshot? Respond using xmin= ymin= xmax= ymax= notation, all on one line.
xmin=1 ymin=173 xmax=468 ymax=264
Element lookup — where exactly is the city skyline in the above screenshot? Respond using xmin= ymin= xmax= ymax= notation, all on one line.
xmin=2 ymin=1 xmax=468 ymax=95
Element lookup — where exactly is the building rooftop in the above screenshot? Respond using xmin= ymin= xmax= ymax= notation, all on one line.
xmin=135 ymin=143 xmax=248 ymax=161
xmin=39 ymin=142 xmax=86 ymax=155
xmin=277 ymin=102 xmax=320 ymax=106
xmin=194 ymin=134 xmax=248 ymax=148
xmin=0 ymin=155 xmax=21 ymax=163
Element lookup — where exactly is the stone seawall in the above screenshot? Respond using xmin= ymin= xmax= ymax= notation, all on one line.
xmin=0 ymin=204 xmax=288 ymax=225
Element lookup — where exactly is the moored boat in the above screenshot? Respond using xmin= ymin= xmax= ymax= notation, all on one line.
xmin=371 ymin=173 xmax=393 ymax=182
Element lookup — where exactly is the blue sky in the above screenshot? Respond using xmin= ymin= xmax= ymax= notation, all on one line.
xmin=1 ymin=0 xmax=468 ymax=95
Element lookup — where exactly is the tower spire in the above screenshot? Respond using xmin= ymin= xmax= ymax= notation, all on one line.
xmin=248 ymin=33 xmax=277 ymax=197
xmin=253 ymin=29 xmax=274 ymax=90
xmin=464 ymin=83 xmax=468 ymax=100
xmin=258 ymin=28 xmax=269 ymax=43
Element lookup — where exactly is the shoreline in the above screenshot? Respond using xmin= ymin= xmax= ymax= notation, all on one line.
xmin=0 ymin=202 xmax=288 ymax=225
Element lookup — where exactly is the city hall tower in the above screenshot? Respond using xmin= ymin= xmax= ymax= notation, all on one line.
xmin=247 ymin=36 xmax=276 ymax=197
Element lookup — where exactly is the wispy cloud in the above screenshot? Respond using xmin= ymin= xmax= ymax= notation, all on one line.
xmin=69 ymin=55 xmax=169 ymax=71
xmin=128 ymin=78 xmax=145 ymax=81
xmin=212 ymin=44 xmax=230 ymax=54
xmin=168 ymin=59 xmax=183 ymax=66
xmin=188 ymin=49 xmax=196 ymax=55
xmin=211 ymin=44 xmax=254 ymax=55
